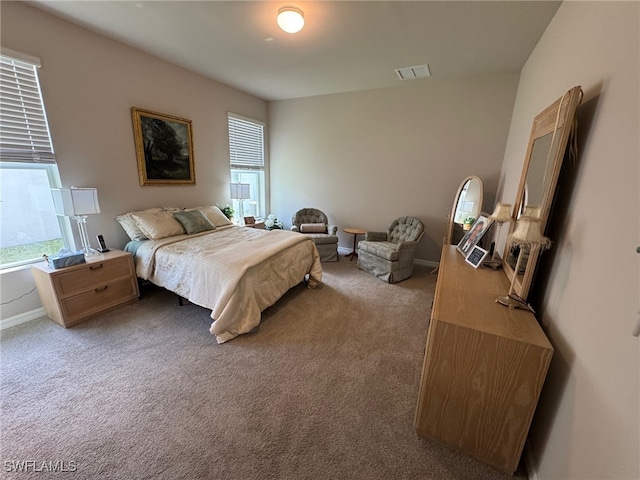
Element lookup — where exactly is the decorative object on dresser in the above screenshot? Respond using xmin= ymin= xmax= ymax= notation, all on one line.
xmin=464 ymin=245 xmax=488 ymax=268
xmin=51 ymin=187 xmax=101 ymax=256
xmin=357 ymin=216 xmax=424 ymax=283
xmin=485 ymin=202 xmax=513 ymax=269
xmin=502 ymin=86 xmax=583 ymax=301
xmin=31 ymin=250 xmax=139 ymax=328
xmin=496 ymin=216 xmax=551 ymax=311
xmin=445 ymin=175 xmax=484 ymax=245
xmin=229 ymin=182 xmax=250 ymax=224
xmin=456 ymin=213 xmax=492 ymax=257
xmin=415 ymin=245 xmax=553 ymax=475
xmin=131 ymin=107 xmax=195 ymax=186
xmin=291 ymin=208 xmax=338 ymax=262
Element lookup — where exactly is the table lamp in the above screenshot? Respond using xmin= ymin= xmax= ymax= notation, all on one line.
xmin=229 ymin=182 xmax=250 ymax=224
xmin=496 ymin=216 xmax=551 ymax=310
xmin=485 ymin=202 xmax=513 ymax=269
xmin=51 ymin=187 xmax=101 ymax=256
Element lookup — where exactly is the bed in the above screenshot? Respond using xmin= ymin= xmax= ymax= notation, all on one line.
xmin=118 ymin=206 xmax=322 ymax=343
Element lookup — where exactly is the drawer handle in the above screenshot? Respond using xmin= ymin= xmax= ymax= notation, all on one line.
xmin=90 ymin=264 xmax=104 ymax=270
xmin=95 ymin=286 xmax=108 ymax=292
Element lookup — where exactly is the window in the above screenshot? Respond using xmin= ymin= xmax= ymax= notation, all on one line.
xmin=0 ymin=51 xmax=67 ymax=269
xmin=227 ymin=113 xmax=266 ymax=219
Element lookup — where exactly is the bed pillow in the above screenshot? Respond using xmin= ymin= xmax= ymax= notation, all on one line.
xmin=173 ymin=210 xmax=215 ymax=235
xmin=130 ymin=209 xmax=186 ymax=240
xmin=116 ymin=207 xmax=167 ymax=241
xmin=196 ymin=206 xmax=233 ymax=227
xmin=300 ymin=223 xmax=326 ymax=233
xmin=116 ymin=213 xmax=148 ymax=241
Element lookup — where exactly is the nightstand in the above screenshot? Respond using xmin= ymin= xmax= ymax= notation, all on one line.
xmin=31 ymin=250 xmax=140 ymax=328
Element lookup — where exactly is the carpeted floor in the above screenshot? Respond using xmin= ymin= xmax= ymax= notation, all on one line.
xmin=0 ymin=260 xmax=527 ymax=479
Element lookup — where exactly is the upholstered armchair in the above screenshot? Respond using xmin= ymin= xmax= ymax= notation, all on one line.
xmin=357 ymin=216 xmax=425 ymax=283
xmin=291 ymin=208 xmax=339 ymax=262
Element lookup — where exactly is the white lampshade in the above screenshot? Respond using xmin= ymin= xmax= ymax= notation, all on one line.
xmin=277 ymin=7 xmax=304 ymax=34
xmin=489 ymin=203 xmax=513 ymax=224
xmin=51 ymin=187 xmax=101 ymax=216
xmin=509 ymin=216 xmax=551 ymax=249
xmin=229 ymin=183 xmax=250 ymax=200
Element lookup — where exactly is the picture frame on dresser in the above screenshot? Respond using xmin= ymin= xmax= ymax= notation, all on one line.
xmin=131 ymin=107 xmax=196 ymax=186
xmin=465 ymin=245 xmax=488 ymax=268
xmin=456 ymin=213 xmax=492 ymax=257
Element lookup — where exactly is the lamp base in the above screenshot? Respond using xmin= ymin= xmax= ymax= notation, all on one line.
xmin=73 ymin=215 xmax=101 ymax=257
xmin=495 ymin=294 xmax=535 ymax=313
xmin=484 ymin=260 xmax=503 ymax=270
xmin=82 ymin=246 xmax=101 ymax=257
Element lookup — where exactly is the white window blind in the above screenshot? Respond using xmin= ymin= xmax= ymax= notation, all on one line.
xmin=228 ymin=114 xmax=264 ymax=169
xmin=0 ymin=53 xmax=56 ymax=164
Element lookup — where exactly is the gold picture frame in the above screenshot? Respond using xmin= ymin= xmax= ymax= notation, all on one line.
xmin=131 ymin=107 xmax=195 ymax=186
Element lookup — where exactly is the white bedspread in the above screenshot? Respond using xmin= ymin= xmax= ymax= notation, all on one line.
xmin=134 ymin=226 xmax=322 ymax=343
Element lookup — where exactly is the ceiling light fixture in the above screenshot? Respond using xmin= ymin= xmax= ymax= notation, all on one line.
xmin=277 ymin=6 xmax=304 ymax=34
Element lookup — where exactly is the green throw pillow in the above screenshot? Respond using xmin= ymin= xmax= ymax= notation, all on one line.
xmin=173 ymin=210 xmax=215 ymax=235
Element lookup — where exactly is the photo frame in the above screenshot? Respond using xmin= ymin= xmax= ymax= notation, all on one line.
xmin=456 ymin=213 xmax=493 ymax=257
xmin=465 ymin=245 xmax=489 ymax=269
xmin=131 ymin=107 xmax=195 ymax=186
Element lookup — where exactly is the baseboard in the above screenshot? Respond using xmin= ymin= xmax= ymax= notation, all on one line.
xmin=524 ymin=441 xmax=540 ymax=480
xmin=414 ymin=258 xmax=439 ymax=268
xmin=0 ymin=308 xmax=45 ymax=331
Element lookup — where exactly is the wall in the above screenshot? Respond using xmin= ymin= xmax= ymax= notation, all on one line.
xmin=268 ymin=73 xmax=519 ymax=263
xmin=497 ymin=2 xmax=639 ymax=479
xmin=0 ymin=2 xmax=267 ymax=321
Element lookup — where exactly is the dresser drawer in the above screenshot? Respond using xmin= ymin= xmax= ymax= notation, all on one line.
xmin=60 ymin=277 xmax=138 ymax=325
xmin=54 ymin=256 xmax=133 ymax=297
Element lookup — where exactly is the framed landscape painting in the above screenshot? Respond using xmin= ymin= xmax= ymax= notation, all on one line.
xmin=131 ymin=107 xmax=195 ymax=186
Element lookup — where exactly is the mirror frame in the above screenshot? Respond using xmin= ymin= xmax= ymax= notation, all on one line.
xmin=502 ymin=86 xmax=583 ymax=300
xmin=446 ymin=175 xmax=483 ymax=245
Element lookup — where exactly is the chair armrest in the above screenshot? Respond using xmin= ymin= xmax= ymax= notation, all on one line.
xmin=365 ymin=231 xmax=387 ymax=242
xmin=291 ymin=225 xmax=300 ymax=232
xmin=328 ymin=224 xmax=338 ymax=235
xmin=396 ymin=240 xmax=419 ymax=251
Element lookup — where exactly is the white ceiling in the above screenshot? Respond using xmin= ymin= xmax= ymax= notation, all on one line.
xmin=28 ymin=1 xmax=562 ymax=101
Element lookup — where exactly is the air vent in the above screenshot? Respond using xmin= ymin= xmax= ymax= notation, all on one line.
xmin=395 ymin=64 xmax=431 ymax=80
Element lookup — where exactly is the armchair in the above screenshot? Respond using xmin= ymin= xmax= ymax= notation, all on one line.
xmin=357 ymin=216 xmax=424 ymax=283
xmin=291 ymin=208 xmax=339 ymax=262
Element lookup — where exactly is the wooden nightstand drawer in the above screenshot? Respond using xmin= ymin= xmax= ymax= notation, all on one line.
xmin=54 ymin=256 xmax=132 ymax=297
xmin=60 ymin=277 xmax=138 ymax=326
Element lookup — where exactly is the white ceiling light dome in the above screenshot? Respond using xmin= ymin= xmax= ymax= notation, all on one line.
xmin=277 ymin=7 xmax=304 ymax=34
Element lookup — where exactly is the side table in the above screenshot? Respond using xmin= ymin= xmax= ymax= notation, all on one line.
xmin=343 ymin=227 xmax=367 ymax=261
xmin=31 ymin=250 xmax=139 ymax=328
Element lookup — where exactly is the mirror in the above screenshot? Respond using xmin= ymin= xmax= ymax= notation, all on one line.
xmin=446 ymin=175 xmax=484 ymax=245
xmin=502 ymin=86 xmax=583 ymax=301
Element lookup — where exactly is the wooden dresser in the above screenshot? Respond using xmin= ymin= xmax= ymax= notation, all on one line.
xmin=31 ymin=250 xmax=139 ymax=328
xmin=415 ymin=246 xmax=553 ymax=474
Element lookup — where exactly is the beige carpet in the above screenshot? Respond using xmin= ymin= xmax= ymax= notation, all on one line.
xmin=1 ymin=260 xmax=526 ymax=479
